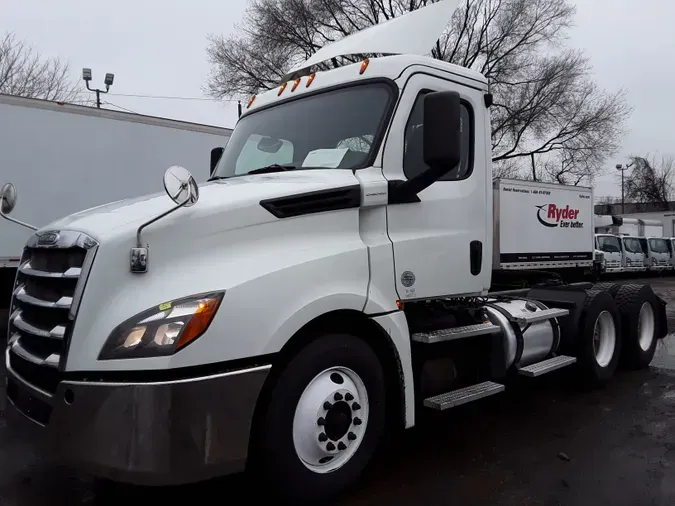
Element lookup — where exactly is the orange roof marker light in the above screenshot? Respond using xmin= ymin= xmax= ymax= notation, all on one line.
xmin=278 ymin=82 xmax=288 ymax=96
xmin=306 ymin=73 xmax=316 ymax=87
xmin=247 ymin=95 xmax=256 ymax=109
xmin=359 ymin=58 xmax=370 ymax=75
xmin=291 ymin=77 xmax=302 ymax=92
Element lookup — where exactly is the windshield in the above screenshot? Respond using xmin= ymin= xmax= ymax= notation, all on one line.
xmin=212 ymin=82 xmax=395 ymax=178
xmin=622 ymin=237 xmax=643 ymax=254
xmin=596 ymin=235 xmax=621 ymax=253
xmin=649 ymin=238 xmax=670 ymax=253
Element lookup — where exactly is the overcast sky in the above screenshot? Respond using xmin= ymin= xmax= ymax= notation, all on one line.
xmin=2 ymin=0 xmax=671 ymax=198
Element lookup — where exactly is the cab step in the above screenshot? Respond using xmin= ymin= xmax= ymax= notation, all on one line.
xmin=518 ymin=355 xmax=577 ymax=377
xmin=423 ymin=381 xmax=505 ymax=410
xmin=411 ymin=322 xmax=501 ymax=344
xmin=513 ymin=307 xmax=569 ymax=325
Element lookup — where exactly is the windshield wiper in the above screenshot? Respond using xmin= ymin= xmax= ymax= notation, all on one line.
xmin=248 ymin=164 xmax=298 ymax=175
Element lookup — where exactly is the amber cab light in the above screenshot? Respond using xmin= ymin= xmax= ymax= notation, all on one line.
xmin=359 ymin=58 xmax=370 ymax=75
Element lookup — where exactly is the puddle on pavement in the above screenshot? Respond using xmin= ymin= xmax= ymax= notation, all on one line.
xmin=652 ymin=334 xmax=675 ymax=371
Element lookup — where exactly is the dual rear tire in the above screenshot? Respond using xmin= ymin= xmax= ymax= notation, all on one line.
xmin=583 ymin=283 xmax=661 ymax=381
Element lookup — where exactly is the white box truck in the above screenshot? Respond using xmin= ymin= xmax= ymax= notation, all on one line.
xmin=0 ymin=93 xmax=232 ymax=331
xmin=0 ymin=2 xmax=668 ymax=503
xmin=493 ymin=179 xmax=594 ymax=271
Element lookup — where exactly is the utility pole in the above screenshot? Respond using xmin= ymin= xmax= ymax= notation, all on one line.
xmin=82 ymin=68 xmax=115 ymax=108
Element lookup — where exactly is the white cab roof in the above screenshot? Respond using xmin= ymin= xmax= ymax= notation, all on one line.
xmin=245 ymin=54 xmax=487 ymax=115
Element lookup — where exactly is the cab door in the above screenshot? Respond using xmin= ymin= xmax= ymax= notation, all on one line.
xmin=382 ymin=72 xmax=490 ymax=301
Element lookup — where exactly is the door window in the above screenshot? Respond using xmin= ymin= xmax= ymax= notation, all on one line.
xmin=403 ymin=91 xmax=474 ymax=181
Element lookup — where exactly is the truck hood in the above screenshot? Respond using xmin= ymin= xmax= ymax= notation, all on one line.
xmin=43 ymin=170 xmax=361 ymax=240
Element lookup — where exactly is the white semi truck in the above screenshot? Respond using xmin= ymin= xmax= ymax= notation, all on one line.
xmin=0 ymin=93 xmax=232 ymax=333
xmin=1 ymin=2 xmax=668 ymax=503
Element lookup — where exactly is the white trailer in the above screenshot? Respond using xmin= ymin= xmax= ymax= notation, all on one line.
xmin=0 ymin=93 xmax=232 ymax=328
xmin=1 ymin=3 xmax=667 ymax=503
xmin=493 ymin=178 xmax=594 ymax=271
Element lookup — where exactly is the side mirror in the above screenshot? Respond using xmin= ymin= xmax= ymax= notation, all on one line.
xmin=392 ymin=91 xmax=462 ymax=202
xmin=0 ymin=182 xmax=38 ymax=231
xmin=163 ymin=165 xmax=199 ymax=207
xmin=423 ymin=91 xmax=462 ymax=171
xmin=210 ymin=147 xmax=224 ymax=177
xmin=1 ymin=182 xmax=17 ymax=215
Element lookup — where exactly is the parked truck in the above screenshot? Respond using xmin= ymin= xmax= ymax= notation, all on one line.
xmin=492 ymin=179 xmax=597 ymax=284
xmin=0 ymin=93 xmax=232 ymax=332
xmin=1 ymin=1 xmax=668 ymax=503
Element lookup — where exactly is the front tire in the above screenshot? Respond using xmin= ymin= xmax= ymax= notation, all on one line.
xmin=577 ymin=290 xmax=622 ymax=383
xmin=253 ymin=334 xmax=386 ymax=504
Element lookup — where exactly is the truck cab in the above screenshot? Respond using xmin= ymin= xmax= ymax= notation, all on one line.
xmin=594 ymin=234 xmax=623 ymax=274
xmin=0 ymin=2 xmax=667 ymax=503
xmin=621 ymin=235 xmax=647 ymax=272
xmin=646 ymin=237 xmax=672 ymax=271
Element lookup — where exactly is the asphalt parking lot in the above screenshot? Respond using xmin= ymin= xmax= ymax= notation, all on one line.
xmin=1 ymin=277 xmax=674 ymax=506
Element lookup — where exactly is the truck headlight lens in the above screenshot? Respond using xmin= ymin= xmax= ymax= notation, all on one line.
xmin=98 ymin=292 xmax=224 ymax=360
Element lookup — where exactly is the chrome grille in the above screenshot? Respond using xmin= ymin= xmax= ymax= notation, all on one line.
xmin=7 ymin=230 xmax=97 ymax=397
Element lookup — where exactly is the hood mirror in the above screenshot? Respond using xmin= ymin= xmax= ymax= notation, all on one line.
xmin=0 ymin=182 xmax=38 ymax=231
xmin=1 ymin=182 xmax=17 ymax=215
xmin=132 ymin=166 xmax=200 ymax=274
xmin=163 ymin=165 xmax=199 ymax=207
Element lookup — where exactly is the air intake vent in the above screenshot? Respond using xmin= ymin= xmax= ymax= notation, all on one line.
xmin=260 ymin=186 xmax=361 ymax=218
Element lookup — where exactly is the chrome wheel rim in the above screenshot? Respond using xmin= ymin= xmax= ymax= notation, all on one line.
xmin=637 ymin=302 xmax=655 ymax=352
xmin=593 ymin=310 xmax=616 ymax=368
xmin=292 ymin=367 xmax=369 ymax=474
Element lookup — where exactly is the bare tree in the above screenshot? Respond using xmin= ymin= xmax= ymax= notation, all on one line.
xmin=206 ymin=0 xmax=630 ymax=178
xmin=623 ymin=155 xmax=674 ymax=208
xmin=0 ymin=32 xmax=81 ymax=102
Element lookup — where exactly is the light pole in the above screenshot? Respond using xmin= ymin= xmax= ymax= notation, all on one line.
xmin=616 ymin=164 xmax=627 ymax=214
xmin=82 ymin=68 xmax=115 ymax=108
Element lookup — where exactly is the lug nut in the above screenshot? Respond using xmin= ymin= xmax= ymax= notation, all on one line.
xmin=318 ymin=432 xmax=328 ymax=442
xmin=345 ymin=393 xmax=354 ymax=401
xmin=338 ymin=442 xmax=347 ymax=451
xmin=326 ymin=442 xmax=336 ymax=451
xmin=352 ymin=402 xmax=361 ymax=411
xmin=348 ymin=432 xmax=356 ymax=441
xmin=323 ymin=401 xmax=332 ymax=410
xmin=334 ymin=392 xmax=343 ymax=401
xmin=317 ymin=417 xmax=325 ymax=426
xmin=353 ymin=417 xmax=362 ymax=426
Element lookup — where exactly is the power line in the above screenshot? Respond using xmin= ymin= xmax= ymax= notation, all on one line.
xmin=102 ymin=101 xmax=139 ymax=114
xmin=107 ymin=92 xmax=237 ymax=102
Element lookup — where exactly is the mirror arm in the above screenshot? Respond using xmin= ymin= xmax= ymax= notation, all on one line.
xmin=390 ymin=163 xmax=449 ymax=204
xmin=136 ymin=199 xmax=189 ymax=248
xmin=0 ymin=209 xmax=38 ymax=231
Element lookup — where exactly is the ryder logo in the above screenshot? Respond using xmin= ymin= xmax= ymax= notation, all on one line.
xmin=536 ymin=204 xmax=584 ymax=229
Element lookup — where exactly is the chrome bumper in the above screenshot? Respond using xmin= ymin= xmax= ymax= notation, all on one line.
xmin=5 ymin=350 xmax=270 ymax=485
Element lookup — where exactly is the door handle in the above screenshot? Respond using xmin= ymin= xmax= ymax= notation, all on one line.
xmin=470 ymin=241 xmax=482 ymax=275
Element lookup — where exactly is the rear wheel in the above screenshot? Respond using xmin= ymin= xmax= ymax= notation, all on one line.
xmin=591 ymin=282 xmax=621 ymax=297
xmin=577 ymin=290 xmax=622 ymax=383
xmin=253 ymin=334 xmax=386 ymax=504
xmin=614 ymin=284 xmax=659 ymax=369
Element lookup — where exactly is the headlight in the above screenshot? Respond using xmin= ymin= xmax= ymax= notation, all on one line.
xmin=98 ymin=292 xmax=224 ymax=360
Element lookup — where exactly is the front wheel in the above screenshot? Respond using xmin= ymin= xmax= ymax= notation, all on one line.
xmin=252 ymin=334 xmax=386 ymax=504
